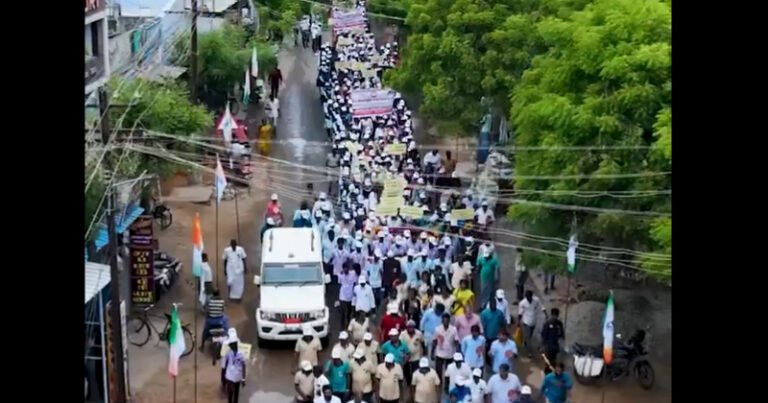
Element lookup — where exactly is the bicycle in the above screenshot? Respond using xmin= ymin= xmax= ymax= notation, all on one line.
xmin=127 ymin=304 xmax=195 ymax=358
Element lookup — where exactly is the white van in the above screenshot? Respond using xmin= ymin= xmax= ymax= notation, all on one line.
xmin=253 ymin=227 xmax=331 ymax=347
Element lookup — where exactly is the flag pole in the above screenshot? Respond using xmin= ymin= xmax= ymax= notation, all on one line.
xmin=193 ymin=280 xmax=199 ymax=403
xmin=215 ymin=174 xmax=221 ymax=292
xmin=173 ymin=376 xmax=177 ymax=403
xmin=234 ymin=188 xmax=242 ymax=242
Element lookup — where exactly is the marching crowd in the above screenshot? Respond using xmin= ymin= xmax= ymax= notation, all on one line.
xmin=283 ymin=1 xmax=574 ymax=403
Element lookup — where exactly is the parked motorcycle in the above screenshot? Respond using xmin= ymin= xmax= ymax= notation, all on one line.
xmin=570 ymin=329 xmax=655 ymax=390
xmin=153 ymin=251 xmax=182 ymax=302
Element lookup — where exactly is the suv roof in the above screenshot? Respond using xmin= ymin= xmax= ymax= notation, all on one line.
xmin=261 ymin=227 xmax=322 ymax=264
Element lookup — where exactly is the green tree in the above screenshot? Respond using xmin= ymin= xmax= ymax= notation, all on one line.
xmin=385 ymin=0 xmax=586 ymax=134
xmin=507 ymin=0 xmax=671 ymax=280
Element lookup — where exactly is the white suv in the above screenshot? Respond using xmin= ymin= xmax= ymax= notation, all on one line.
xmin=254 ymin=227 xmax=331 ymax=347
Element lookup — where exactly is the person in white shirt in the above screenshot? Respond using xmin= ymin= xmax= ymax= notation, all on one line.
xmin=485 ymin=289 xmax=511 ymax=325
xmin=443 ymin=352 xmax=472 ymax=394
xmin=485 ymin=363 xmax=522 ymax=403
xmin=311 ymin=22 xmax=322 ymax=52
xmin=468 ymin=368 xmax=487 ymax=403
xmin=314 ymin=384 xmax=341 ymax=403
xmin=517 ymin=290 xmax=543 ymax=357
xmin=199 ymin=252 xmax=213 ymax=307
xmin=474 ymin=201 xmax=495 ymax=226
xmin=353 ymin=276 xmax=376 ymax=315
xmin=312 ymin=365 xmax=331 ymax=400
xmin=222 ymin=239 xmax=247 ymax=301
xmin=265 ymin=95 xmax=280 ymax=127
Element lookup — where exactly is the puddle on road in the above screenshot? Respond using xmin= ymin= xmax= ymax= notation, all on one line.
xmin=248 ymin=390 xmax=293 ymax=403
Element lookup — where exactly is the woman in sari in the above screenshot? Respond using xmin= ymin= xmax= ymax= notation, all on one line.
xmin=257 ymin=119 xmax=273 ymax=156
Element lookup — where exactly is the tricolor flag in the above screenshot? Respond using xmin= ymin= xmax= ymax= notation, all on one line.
xmin=215 ymin=154 xmax=228 ymax=204
xmin=250 ymin=46 xmax=259 ymax=78
xmin=602 ymin=291 xmax=615 ymax=364
xmin=168 ymin=304 xmax=186 ymax=377
xmin=567 ymin=235 xmax=578 ymax=273
xmin=243 ymin=67 xmax=251 ymax=104
xmin=192 ymin=212 xmax=204 ymax=278
xmin=218 ymin=103 xmax=237 ymax=144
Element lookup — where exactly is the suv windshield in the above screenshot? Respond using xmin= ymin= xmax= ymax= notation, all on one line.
xmin=262 ymin=263 xmax=323 ymax=285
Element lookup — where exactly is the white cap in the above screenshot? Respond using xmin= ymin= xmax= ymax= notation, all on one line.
xmin=355 ymin=241 xmax=363 ymax=248
xmin=521 ymin=385 xmax=532 ymax=395
xmin=377 ymin=230 xmax=386 ymax=238
xmin=226 ymin=328 xmax=239 ymax=344
xmin=387 ymin=304 xmax=398 ymax=314
xmin=453 ymin=352 xmax=463 ymax=361
xmin=419 ymin=357 xmax=429 ymax=368
xmin=358 ymin=276 xmax=367 ymax=284
xmin=302 ymin=327 xmax=313 ymax=336
xmin=388 ymin=328 xmax=399 ymax=336
xmin=363 ymin=332 xmax=373 ymax=341
xmin=271 ymin=193 xmax=278 ymax=200
xmin=403 ymin=230 xmax=411 ymax=238
xmin=483 ymin=249 xmax=492 ymax=257
xmin=482 ymin=200 xmax=489 ymax=206
xmin=387 ymin=250 xmax=395 ymax=258
xmin=339 ymin=331 xmax=349 ymax=340
xmin=496 ymin=289 xmax=505 ymax=298
xmin=420 ymin=232 xmax=428 ymax=239
xmin=384 ymin=353 xmax=395 ymax=363
xmin=331 ymin=349 xmax=341 ymax=359
xmin=472 ymin=368 xmax=483 ymax=377
xmin=301 ymin=360 xmax=313 ymax=371
xmin=353 ymin=349 xmax=365 ymax=359
xmin=319 ymin=192 xmax=327 ymax=200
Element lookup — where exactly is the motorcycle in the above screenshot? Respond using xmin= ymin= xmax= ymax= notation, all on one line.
xmin=570 ymin=329 xmax=655 ymax=390
xmin=208 ymin=327 xmax=227 ymax=365
xmin=153 ymin=251 xmax=183 ymax=302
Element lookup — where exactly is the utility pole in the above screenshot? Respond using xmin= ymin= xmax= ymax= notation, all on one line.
xmin=190 ymin=0 xmax=199 ymax=101
xmin=98 ymin=87 xmax=128 ymax=403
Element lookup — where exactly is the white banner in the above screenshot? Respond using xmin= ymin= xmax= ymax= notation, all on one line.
xmin=350 ymin=89 xmax=395 ymax=117
xmin=332 ymin=9 xmax=366 ymax=30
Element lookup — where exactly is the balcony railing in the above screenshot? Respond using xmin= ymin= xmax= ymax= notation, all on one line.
xmin=85 ymin=56 xmax=106 ymax=87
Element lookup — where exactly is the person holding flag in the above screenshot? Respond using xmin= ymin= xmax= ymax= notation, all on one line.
xmin=192 ymin=212 xmax=206 ymax=305
xmin=168 ymin=303 xmax=186 ymax=378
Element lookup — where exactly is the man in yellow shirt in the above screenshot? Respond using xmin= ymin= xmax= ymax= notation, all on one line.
xmin=411 ymin=357 xmax=441 ymax=403
xmin=400 ymin=320 xmax=425 ymax=386
xmin=375 ymin=353 xmax=404 ymax=403
xmin=349 ymin=349 xmax=376 ymax=402
xmin=294 ymin=327 xmax=322 ymax=368
xmin=360 ymin=332 xmax=380 ymax=366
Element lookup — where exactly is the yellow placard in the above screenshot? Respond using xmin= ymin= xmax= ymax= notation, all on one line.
xmin=382 ymin=186 xmax=402 ymax=198
xmin=451 ymin=208 xmax=475 ymax=221
xmin=362 ymin=68 xmax=377 ymax=78
xmin=385 ymin=143 xmax=407 ymax=155
xmin=348 ymin=62 xmax=365 ymax=71
xmin=220 ymin=342 xmax=253 ymax=361
xmin=349 ymin=26 xmax=366 ymax=35
xmin=336 ymin=37 xmax=354 ymax=47
xmin=400 ymin=205 xmax=423 ymax=219
xmin=376 ymin=205 xmax=398 ymax=217
xmin=378 ymin=196 xmax=404 ymax=209
xmin=345 ymin=141 xmax=361 ymax=153
xmin=382 ymin=178 xmax=405 ymax=189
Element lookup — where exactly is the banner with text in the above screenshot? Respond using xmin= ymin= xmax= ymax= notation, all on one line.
xmin=350 ymin=89 xmax=395 ymax=117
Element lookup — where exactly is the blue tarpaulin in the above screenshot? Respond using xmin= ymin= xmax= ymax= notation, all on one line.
xmin=85 ymin=203 xmax=145 ymax=261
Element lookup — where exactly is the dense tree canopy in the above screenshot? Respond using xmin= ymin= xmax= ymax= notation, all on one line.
xmin=388 ymin=0 xmax=671 ymax=280
xmin=509 ymin=0 xmax=671 ymax=280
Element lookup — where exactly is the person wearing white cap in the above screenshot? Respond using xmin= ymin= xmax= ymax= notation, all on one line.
xmin=221 ymin=331 xmax=246 ymax=402
xmin=447 ymin=373 xmax=472 ymax=402
xmin=294 ymin=360 xmax=316 ymax=403
xmin=411 ymin=357 xmax=440 ymax=403
xmin=381 ymin=328 xmax=410 ymax=368
xmin=486 ymin=289 xmax=511 ymax=325
xmin=399 ymin=319 xmax=424 ymax=386
xmin=332 ymin=331 xmax=356 ymax=363
xmin=265 ymin=193 xmax=284 ymax=226
xmin=379 ymin=303 xmax=406 ymax=343
xmin=444 ymin=352 xmax=472 ymax=394
xmin=222 ymin=239 xmax=248 ymax=301
xmin=295 ymin=326 xmax=323 ymax=367
xmin=338 ymin=262 xmax=359 ymax=328
xmin=349 ymin=348 xmax=376 ymax=402
xmin=360 ymin=332 xmax=380 ymax=366
xmin=352 ymin=275 xmax=376 ymax=315
xmin=375 ymin=353 xmax=404 ymax=403
xmin=468 ymin=368 xmax=487 ymax=403
xmin=517 ymin=384 xmax=535 ymax=403
xmin=324 ymin=348 xmax=351 ymax=401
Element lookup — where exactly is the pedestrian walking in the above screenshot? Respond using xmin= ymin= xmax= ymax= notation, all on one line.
xmin=399 ymin=320 xmax=425 ymax=386
xmin=540 ymin=308 xmax=565 ymax=375
xmin=375 ymin=354 xmax=404 ymax=403
xmin=295 ymin=327 xmax=323 ymax=368
xmin=325 ymin=349 xmax=352 ymax=401
xmin=295 ymin=360 xmax=316 ymax=403
xmin=517 ymin=385 xmax=535 ymax=403
xmin=460 ymin=325 xmax=486 ymax=370
xmin=514 ymin=249 xmax=528 ymax=304
xmin=476 ymin=245 xmax=500 ymax=307
xmin=338 ymin=264 xmax=359 ymax=328
xmin=454 ymin=307 xmax=482 ymax=341
xmin=411 ymin=357 xmax=441 ymax=403
xmin=347 ymin=310 xmax=370 ymax=345
xmin=313 ymin=365 xmax=331 ymax=400
xmin=316 ymin=384 xmax=342 ymax=403
xmin=432 ymin=313 xmax=459 ymax=380
xmin=480 ymin=298 xmax=506 ymax=362
xmin=269 ymin=66 xmax=283 ymax=99
xmin=221 ymin=335 xmax=246 ymax=403
xmin=468 ymin=368 xmax=487 ymax=403
xmin=485 ymin=363 xmax=522 ymax=403
xmin=222 ymin=239 xmax=247 ymax=301
xmin=380 ymin=328 xmax=410 ymax=367
xmin=379 ymin=304 xmax=406 ymax=343
xmin=360 ymin=332 xmax=380 ymax=366
xmin=517 ymin=290 xmax=543 ymax=357
xmin=349 ymin=349 xmax=376 ymax=403
xmin=488 ymin=330 xmax=518 ymax=374
xmin=353 ymin=276 xmax=376 ymax=316
xmin=331 ymin=331 xmax=356 ymax=364
xmin=540 ymin=363 xmax=573 ymax=403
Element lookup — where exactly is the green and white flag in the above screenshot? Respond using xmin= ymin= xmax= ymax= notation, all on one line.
xmin=567 ymin=235 xmax=578 ymax=273
xmin=243 ymin=67 xmax=251 ymax=104
xmin=250 ymin=46 xmax=259 ymax=78
xmin=167 ymin=304 xmax=185 ymax=377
